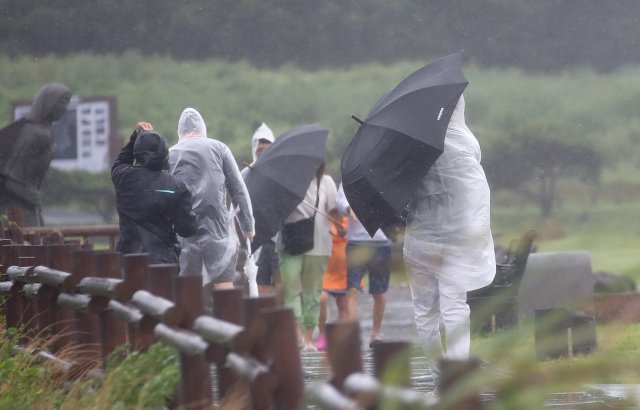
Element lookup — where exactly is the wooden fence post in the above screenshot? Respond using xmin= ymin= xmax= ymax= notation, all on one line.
xmin=3 ymin=244 xmax=21 ymax=329
xmin=211 ymin=288 xmax=245 ymax=399
xmin=262 ymin=307 xmax=304 ymax=410
xmin=94 ymin=251 xmax=126 ymax=366
xmin=48 ymin=244 xmax=76 ymax=353
xmin=16 ymin=256 xmax=37 ymax=333
xmin=71 ymin=249 xmax=102 ymax=366
xmin=122 ymin=254 xmax=151 ymax=351
xmin=148 ymin=264 xmax=178 ymax=300
xmin=372 ymin=340 xmax=411 ymax=387
xmin=326 ymin=321 xmax=362 ymax=391
xmin=243 ymin=295 xmax=277 ymax=362
xmin=438 ymin=358 xmax=483 ymax=410
xmin=175 ymin=275 xmax=212 ymax=408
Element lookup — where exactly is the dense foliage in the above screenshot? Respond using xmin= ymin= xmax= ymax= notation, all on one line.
xmin=1 ymin=0 xmax=640 ymax=72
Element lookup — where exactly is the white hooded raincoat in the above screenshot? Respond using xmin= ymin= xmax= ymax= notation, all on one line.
xmin=403 ymin=95 xmax=495 ymax=375
xmin=404 ymin=96 xmax=495 ymax=291
xmin=169 ymin=108 xmax=254 ymax=285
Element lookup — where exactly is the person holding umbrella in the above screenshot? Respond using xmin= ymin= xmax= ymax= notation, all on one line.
xmin=403 ymin=94 xmax=495 ymax=387
xmin=278 ymin=161 xmax=343 ymax=352
xmin=169 ymin=108 xmax=254 ymax=294
xmin=241 ymin=123 xmax=280 ymax=296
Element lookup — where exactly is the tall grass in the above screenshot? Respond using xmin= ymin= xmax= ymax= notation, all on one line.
xmin=0 ymin=322 xmax=179 ymax=410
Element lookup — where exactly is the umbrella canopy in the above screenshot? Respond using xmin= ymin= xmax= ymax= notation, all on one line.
xmin=341 ymin=52 xmax=468 ymax=240
xmin=244 ymin=123 xmax=329 ymax=251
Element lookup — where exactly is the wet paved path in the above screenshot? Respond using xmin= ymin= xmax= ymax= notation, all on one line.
xmin=209 ymin=284 xmax=637 ymax=408
xmin=299 ymin=283 xmax=635 ymax=408
xmin=301 ymin=283 xmax=433 ymax=391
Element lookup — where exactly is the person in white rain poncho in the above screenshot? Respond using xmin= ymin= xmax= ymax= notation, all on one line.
xmin=403 ymin=95 xmax=495 ymax=384
xmin=169 ymin=108 xmax=254 ymax=291
xmin=241 ymin=123 xmax=280 ymax=296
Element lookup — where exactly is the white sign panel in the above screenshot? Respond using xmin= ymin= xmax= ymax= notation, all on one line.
xmin=14 ymin=99 xmax=112 ymax=172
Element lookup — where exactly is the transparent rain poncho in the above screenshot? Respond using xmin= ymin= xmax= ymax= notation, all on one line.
xmin=404 ymin=95 xmax=496 ymax=291
xmin=169 ymin=108 xmax=254 ymax=285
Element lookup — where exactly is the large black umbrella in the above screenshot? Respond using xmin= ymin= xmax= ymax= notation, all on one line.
xmin=244 ymin=123 xmax=329 ymax=251
xmin=341 ymin=52 xmax=468 ymax=240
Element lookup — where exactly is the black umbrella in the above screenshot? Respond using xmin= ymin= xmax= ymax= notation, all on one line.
xmin=244 ymin=123 xmax=329 ymax=251
xmin=341 ymin=52 xmax=468 ymax=240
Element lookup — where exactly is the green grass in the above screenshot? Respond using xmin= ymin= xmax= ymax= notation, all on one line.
xmin=471 ymin=320 xmax=640 ymax=394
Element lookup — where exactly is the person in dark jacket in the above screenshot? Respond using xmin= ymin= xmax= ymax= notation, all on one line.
xmin=112 ymin=122 xmax=197 ymax=264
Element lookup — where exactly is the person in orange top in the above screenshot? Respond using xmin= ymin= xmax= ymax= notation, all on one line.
xmin=315 ymin=216 xmax=349 ymax=351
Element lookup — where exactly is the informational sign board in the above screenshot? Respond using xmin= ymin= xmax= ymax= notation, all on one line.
xmin=12 ymin=96 xmax=119 ymax=173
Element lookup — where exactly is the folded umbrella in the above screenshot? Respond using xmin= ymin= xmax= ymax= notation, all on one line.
xmin=244 ymin=123 xmax=329 ymax=251
xmin=341 ymin=52 xmax=468 ymax=240
xmin=244 ymin=239 xmax=259 ymax=297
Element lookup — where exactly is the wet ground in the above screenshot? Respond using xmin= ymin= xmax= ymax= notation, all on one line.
xmin=298 ymin=283 xmax=640 ymax=408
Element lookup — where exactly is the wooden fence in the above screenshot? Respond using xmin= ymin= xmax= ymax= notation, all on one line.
xmin=0 ymin=238 xmax=483 ymax=409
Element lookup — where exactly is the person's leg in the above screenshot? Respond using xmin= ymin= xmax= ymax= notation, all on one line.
xmin=212 ymin=252 xmax=238 ymax=290
xmin=370 ymin=293 xmax=386 ymax=343
xmin=439 ymin=282 xmax=471 ymax=361
xmin=406 ymin=266 xmax=443 ymax=380
xmin=367 ymin=245 xmax=392 ymax=344
xmin=257 ymin=242 xmax=278 ymax=296
xmin=279 ymin=252 xmax=304 ymax=324
xmin=300 ymin=255 xmax=327 ymax=351
xmin=345 ymin=243 xmax=365 ymax=321
xmin=318 ymin=290 xmax=329 ymax=337
xmin=316 ymin=290 xmax=330 ymax=350
xmin=334 ymin=293 xmax=349 ymax=320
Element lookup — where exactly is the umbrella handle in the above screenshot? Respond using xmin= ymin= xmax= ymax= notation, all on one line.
xmin=351 ymin=115 xmax=364 ymax=125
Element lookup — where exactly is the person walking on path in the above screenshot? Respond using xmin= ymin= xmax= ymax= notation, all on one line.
xmin=112 ymin=122 xmax=197 ymax=264
xmin=241 ymin=123 xmax=280 ymax=296
xmin=315 ymin=216 xmax=349 ymax=351
xmin=336 ymin=183 xmax=392 ymax=348
xmin=169 ymin=108 xmax=254 ymax=292
xmin=403 ymin=95 xmax=495 ymax=386
xmin=278 ymin=161 xmax=342 ymax=352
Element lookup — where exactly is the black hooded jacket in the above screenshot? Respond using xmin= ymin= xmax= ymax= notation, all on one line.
xmin=112 ymin=130 xmax=197 ymax=264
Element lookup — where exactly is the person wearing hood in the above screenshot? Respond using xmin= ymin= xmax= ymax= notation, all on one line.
xmin=112 ymin=122 xmax=197 ymax=264
xmin=0 ymin=83 xmax=72 ymax=226
xmin=403 ymin=95 xmax=495 ymax=389
xmin=241 ymin=123 xmax=280 ymax=296
xmin=169 ymin=108 xmax=254 ymax=291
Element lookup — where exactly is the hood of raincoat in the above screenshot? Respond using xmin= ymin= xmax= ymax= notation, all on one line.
xmin=447 ymin=94 xmax=480 ymax=161
xmin=177 ymin=108 xmax=207 ymax=140
xmin=251 ymin=123 xmax=275 ymax=162
xmin=134 ymin=130 xmax=169 ymax=171
xmin=27 ymin=83 xmax=72 ymax=123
